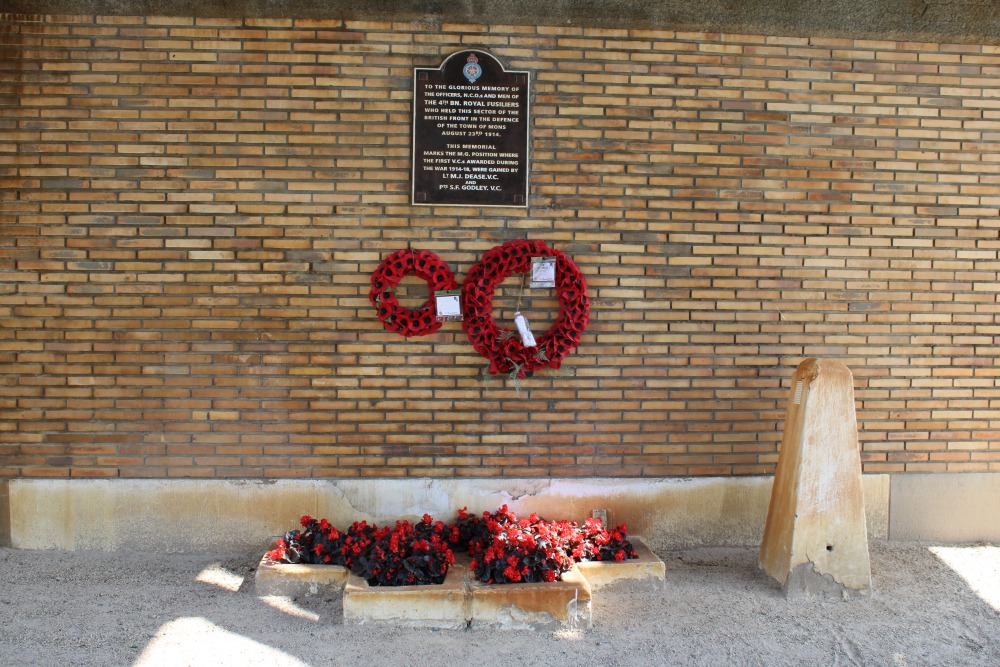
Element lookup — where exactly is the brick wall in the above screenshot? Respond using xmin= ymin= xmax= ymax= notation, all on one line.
xmin=2 ymin=13 xmax=999 ymax=479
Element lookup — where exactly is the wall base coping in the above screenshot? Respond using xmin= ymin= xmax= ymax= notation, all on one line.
xmin=8 ymin=473 xmax=995 ymax=552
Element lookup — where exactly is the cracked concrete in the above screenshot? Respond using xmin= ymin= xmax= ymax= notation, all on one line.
xmin=784 ymin=561 xmax=871 ymax=599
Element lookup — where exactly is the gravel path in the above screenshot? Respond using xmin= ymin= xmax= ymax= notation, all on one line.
xmin=1 ymin=542 xmax=998 ymax=666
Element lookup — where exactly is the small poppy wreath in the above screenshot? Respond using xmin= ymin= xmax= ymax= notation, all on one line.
xmin=462 ymin=239 xmax=589 ymax=378
xmin=370 ymin=249 xmax=458 ymax=337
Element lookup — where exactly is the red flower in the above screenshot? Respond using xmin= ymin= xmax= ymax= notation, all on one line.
xmin=300 ymin=515 xmax=313 ymax=527
xmin=273 ymin=503 xmax=633 ymax=587
xmin=267 ymin=540 xmax=286 ymax=562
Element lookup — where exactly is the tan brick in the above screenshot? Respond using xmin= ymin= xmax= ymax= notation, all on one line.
xmin=0 ymin=14 xmax=994 ymax=481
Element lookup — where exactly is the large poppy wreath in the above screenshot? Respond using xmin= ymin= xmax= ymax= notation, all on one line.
xmin=369 ymin=249 xmax=458 ymax=337
xmin=462 ymin=239 xmax=590 ymax=378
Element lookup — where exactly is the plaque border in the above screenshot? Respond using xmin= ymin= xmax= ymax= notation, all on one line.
xmin=411 ymin=50 xmax=531 ymax=209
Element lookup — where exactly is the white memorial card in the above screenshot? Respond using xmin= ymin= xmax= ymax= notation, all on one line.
xmin=435 ymin=290 xmax=463 ymax=322
xmin=530 ymin=256 xmax=556 ymax=288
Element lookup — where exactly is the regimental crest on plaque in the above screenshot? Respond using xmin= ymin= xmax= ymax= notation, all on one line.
xmin=463 ymin=53 xmax=482 ymax=83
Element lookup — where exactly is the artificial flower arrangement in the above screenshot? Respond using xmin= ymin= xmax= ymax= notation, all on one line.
xmin=369 ymin=241 xmax=590 ymax=380
xmin=268 ymin=504 xmax=636 ymax=586
xmin=370 ymin=248 xmax=458 ymax=337
xmin=462 ymin=240 xmax=590 ymax=378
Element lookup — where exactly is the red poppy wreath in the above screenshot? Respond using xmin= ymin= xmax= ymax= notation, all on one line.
xmin=370 ymin=249 xmax=458 ymax=337
xmin=462 ymin=239 xmax=590 ymax=378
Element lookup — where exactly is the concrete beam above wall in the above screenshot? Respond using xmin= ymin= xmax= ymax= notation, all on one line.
xmin=7 ymin=0 xmax=1000 ymax=44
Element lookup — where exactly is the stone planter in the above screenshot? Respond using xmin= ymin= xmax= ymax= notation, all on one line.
xmin=255 ymin=543 xmax=349 ymax=598
xmin=254 ymin=536 xmax=664 ymax=630
xmin=469 ymin=565 xmax=592 ymax=630
xmin=574 ymin=538 xmax=665 ymax=590
xmin=343 ymin=564 xmax=470 ymax=629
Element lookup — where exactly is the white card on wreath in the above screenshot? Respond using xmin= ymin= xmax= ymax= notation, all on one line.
xmin=530 ymin=256 xmax=556 ymax=288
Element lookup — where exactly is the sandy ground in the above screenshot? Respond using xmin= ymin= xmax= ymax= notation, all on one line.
xmin=1 ymin=541 xmax=998 ymax=666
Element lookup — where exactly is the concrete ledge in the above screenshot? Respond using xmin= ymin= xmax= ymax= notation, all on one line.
xmin=575 ymin=539 xmax=665 ymax=591
xmin=6 ymin=476 xmax=894 ymax=552
xmin=255 ymin=544 xmax=349 ymax=598
xmin=889 ymin=473 xmax=1000 ymax=543
xmin=0 ymin=480 xmax=10 ymax=548
xmin=469 ymin=566 xmax=592 ymax=630
xmin=343 ymin=565 xmax=470 ymax=629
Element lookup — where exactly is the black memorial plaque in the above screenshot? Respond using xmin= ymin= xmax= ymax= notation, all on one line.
xmin=412 ymin=50 xmax=529 ymax=207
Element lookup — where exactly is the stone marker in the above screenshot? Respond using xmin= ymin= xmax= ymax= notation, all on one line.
xmin=760 ymin=358 xmax=872 ymax=598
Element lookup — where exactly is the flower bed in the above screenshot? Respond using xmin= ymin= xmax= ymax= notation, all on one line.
xmin=269 ymin=515 xmax=454 ymax=586
xmin=268 ymin=505 xmax=637 ymax=587
xmin=260 ymin=515 xmax=662 ymax=630
xmin=457 ymin=505 xmax=636 ymax=585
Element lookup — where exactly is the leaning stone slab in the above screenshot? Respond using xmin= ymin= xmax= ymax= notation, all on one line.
xmin=255 ymin=547 xmax=349 ymax=598
xmin=575 ymin=538 xmax=665 ymax=590
xmin=342 ymin=564 xmax=470 ymax=629
xmin=469 ymin=566 xmax=592 ymax=630
xmin=759 ymin=358 xmax=872 ymax=599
